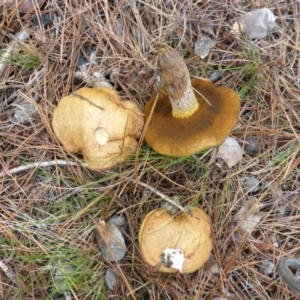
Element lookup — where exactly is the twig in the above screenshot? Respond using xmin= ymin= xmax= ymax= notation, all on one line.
xmin=129 ymin=179 xmax=186 ymax=213
xmin=53 ymin=189 xmax=82 ymax=202
xmin=0 ymin=160 xmax=86 ymax=178
xmin=72 ymin=92 xmax=104 ymax=111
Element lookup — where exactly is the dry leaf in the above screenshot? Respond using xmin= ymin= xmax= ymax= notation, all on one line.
xmin=9 ymin=95 xmax=36 ymax=124
xmin=74 ymin=51 xmax=113 ymax=88
xmin=253 ymin=241 xmax=273 ymax=253
xmin=216 ymin=137 xmax=242 ymax=168
xmin=110 ymin=67 xmax=155 ymax=93
xmin=216 ymin=42 xmax=227 ymax=51
xmin=234 ymin=198 xmax=265 ymax=235
xmin=200 ymin=16 xmax=215 ymax=37
xmin=1 ymin=0 xmax=45 ymax=13
xmin=232 ymin=8 xmax=276 ymax=39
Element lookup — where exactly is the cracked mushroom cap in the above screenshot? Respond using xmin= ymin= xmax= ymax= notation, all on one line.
xmin=52 ymin=87 xmax=144 ymax=171
xmin=139 ymin=207 xmax=212 ymax=273
xmin=144 ymin=44 xmax=240 ymax=156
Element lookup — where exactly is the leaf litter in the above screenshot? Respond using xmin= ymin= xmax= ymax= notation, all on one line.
xmin=0 ymin=1 xmax=300 ymax=299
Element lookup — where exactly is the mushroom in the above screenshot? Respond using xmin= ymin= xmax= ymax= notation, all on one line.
xmin=52 ymin=87 xmax=144 ymax=171
xmin=138 ymin=206 xmax=212 ymax=273
xmin=144 ymin=44 xmax=240 ymax=156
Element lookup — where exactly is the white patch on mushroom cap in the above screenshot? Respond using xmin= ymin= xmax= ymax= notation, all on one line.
xmin=94 ymin=127 xmax=109 ymax=145
xmin=162 ymin=248 xmax=185 ymax=273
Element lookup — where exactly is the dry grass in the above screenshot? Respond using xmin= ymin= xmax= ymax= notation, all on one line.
xmin=1 ymin=0 xmax=300 ymax=299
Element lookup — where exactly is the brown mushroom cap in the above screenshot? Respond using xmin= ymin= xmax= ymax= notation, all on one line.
xmin=52 ymin=87 xmax=144 ymax=171
xmin=144 ymin=79 xmax=240 ymax=156
xmin=144 ymin=44 xmax=240 ymax=157
xmin=139 ymin=207 xmax=212 ymax=273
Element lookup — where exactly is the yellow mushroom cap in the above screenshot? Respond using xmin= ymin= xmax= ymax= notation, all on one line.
xmin=144 ymin=78 xmax=240 ymax=156
xmin=52 ymin=87 xmax=144 ymax=171
xmin=139 ymin=207 xmax=212 ymax=273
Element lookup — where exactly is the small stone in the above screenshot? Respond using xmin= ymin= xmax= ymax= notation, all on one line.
xmin=260 ymin=260 xmax=274 ymax=275
xmin=108 ymin=215 xmax=126 ymax=227
xmin=244 ymin=176 xmax=261 ymax=193
xmin=96 ymin=222 xmax=126 ymax=261
xmin=106 ymin=268 xmax=118 ymax=290
xmin=209 ymin=71 xmax=223 ymax=82
xmin=32 ymin=14 xmax=52 ymax=27
xmin=108 ymin=215 xmax=127 ymax=236
xmin=245 ymin=136 xmax=259 ymax=154
xmin=194 ymin=37 xmax=216 ymax=59
xmin=76 ymin=55 xmax=89 ymax=67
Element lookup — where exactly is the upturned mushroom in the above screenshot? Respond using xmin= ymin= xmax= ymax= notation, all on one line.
xmin=52 ymin=87 xmax=143 ymax=171
xmin=144 ymin=44 xmax=240 ymax=156
xmin=138 ymin=206 xmax=212 ymax=273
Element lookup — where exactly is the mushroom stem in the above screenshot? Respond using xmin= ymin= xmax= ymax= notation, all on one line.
xmin=158 ymin=44 xmax=199 ymax=118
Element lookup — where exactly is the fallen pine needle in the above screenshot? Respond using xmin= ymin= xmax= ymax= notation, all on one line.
xmin=0 ymin=160 xmax=86 ymax=178
xmin=129 ymin=179 xmax=187 ymax=213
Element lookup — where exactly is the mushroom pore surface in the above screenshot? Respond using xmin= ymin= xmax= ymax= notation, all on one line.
xmin=144 ymin=78 xmax=240 ymax=156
